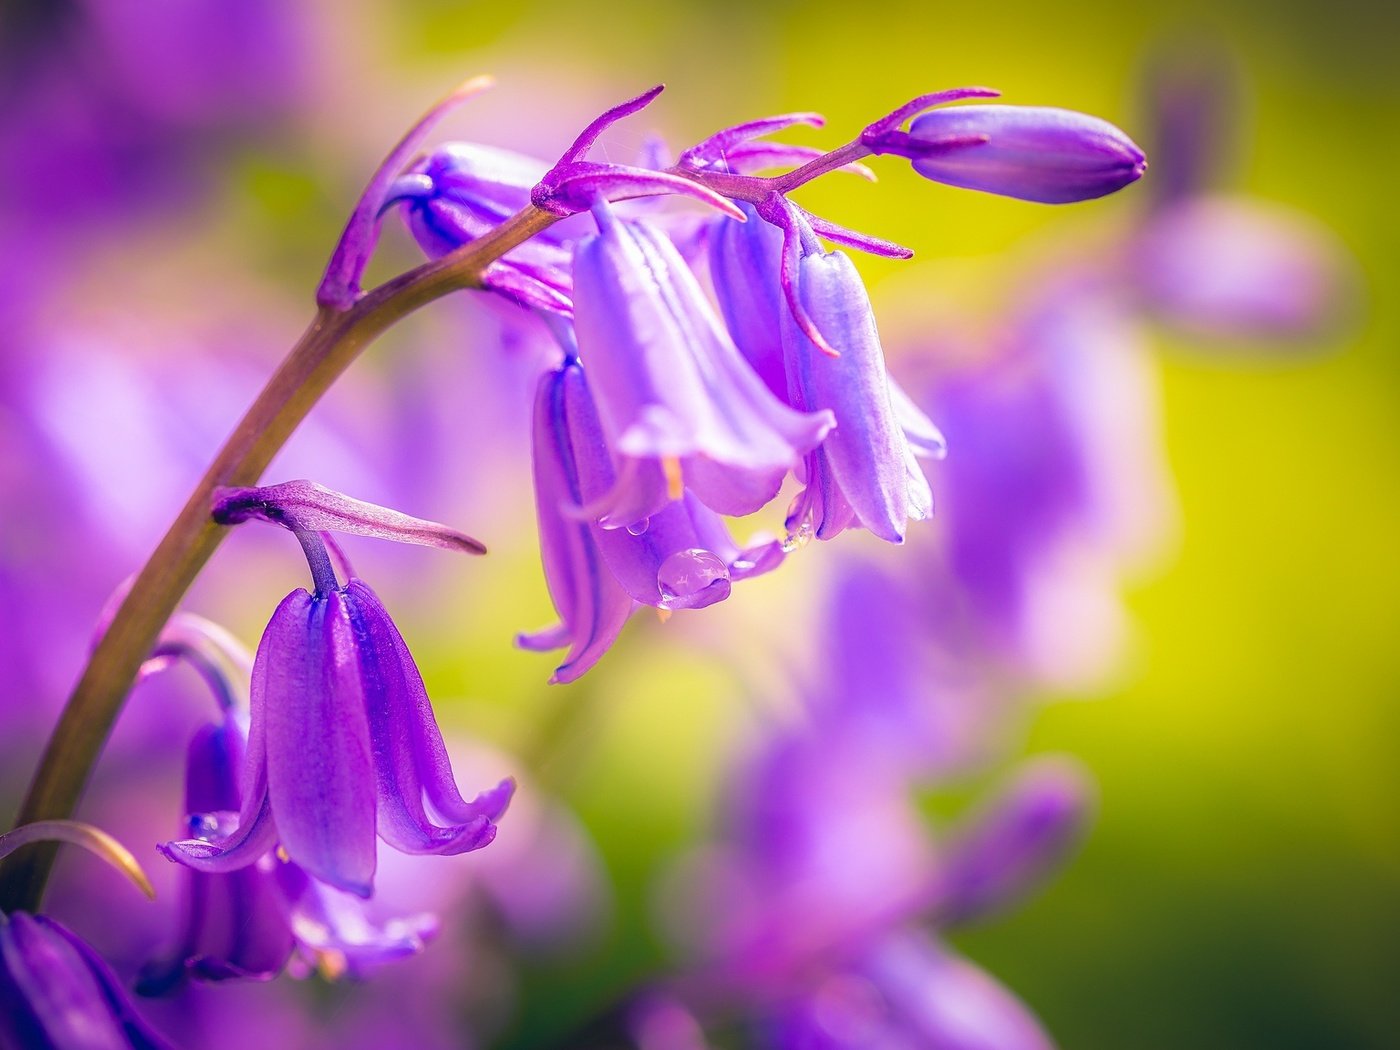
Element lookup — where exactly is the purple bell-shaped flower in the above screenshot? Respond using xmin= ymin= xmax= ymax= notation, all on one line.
xmin=161 ymin=482 xmax=512 ymax=897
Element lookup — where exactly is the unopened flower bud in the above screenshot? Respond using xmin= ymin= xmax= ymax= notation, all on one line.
xmin=903 ymin=105 xmax=1146 ymax=204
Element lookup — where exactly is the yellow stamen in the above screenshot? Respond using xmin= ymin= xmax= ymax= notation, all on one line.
xmin=317 ymin=949 xmax=349 ymax=981
xmin=662 ymin=456 xmax=684 ymax=501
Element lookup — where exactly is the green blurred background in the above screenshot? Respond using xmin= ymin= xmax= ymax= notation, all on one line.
xmin=146 ymin=0 xmax=1400 ymax=1045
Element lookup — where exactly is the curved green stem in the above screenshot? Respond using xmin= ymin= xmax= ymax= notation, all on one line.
xmin=0 ymin=204 xmax=558 ymax=913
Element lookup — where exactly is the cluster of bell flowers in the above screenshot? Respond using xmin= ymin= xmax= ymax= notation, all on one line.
xmin=389 ymin=83 xmax=1146 ymax=682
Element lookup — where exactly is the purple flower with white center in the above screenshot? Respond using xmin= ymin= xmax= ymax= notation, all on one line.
xmin=862 ymin=94 xmax=1147 ymax=204
xmin=519 ymin=361 xmax=785 ymax=682
xmin=160 ymin=482 xmax=512 ymax=897
xmin=572 ymin=201 xmax=833 ymax=527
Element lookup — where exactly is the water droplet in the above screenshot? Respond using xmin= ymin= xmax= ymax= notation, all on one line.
xmin=626 ymin=518 xmax=651 ymax=536
xmin=781 ymin=521 xmax=814 ymax=553
xmin=657 ymin=548 xmax=729 ymax=600
xmin=731 ymin=558 xmax=756 ymax=574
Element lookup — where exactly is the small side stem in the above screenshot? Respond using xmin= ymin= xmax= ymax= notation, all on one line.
xmin=0 ymin=205 xmax=557 ymax=914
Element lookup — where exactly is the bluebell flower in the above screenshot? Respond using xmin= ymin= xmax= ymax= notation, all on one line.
xmin=571 ymin=201 xmax=833 ymax=528
xmin=141 ymin=620 xmax=439 ymax=991
xmin=161 ymin=482 xmax=512 ymax=897
xmin=1131 ymin=50 xmax=1354 ymax=342
xmin=520 ymin=361 xmax=784 ymax=682
xmin=709 ymin=201 xmax=943 ymax=543
xmin=390 ymin=141 xmax=576 ymax=315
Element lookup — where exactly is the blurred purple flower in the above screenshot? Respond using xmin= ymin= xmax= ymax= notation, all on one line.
xmin=660 ymin=724 xmax=1092 ymax=1045
xmin=770 ymin=931 xmax=1055 ymax=1050
xmin=917 ymin=279 xmax=1173 ymax=689
xmin=1134 ymin=194 xmax=1352 ymax=341
xmin=1 ymin=910 xmax=173 ymax=1049
xmin=1129 ymin=45 xmax=1355 ymax=343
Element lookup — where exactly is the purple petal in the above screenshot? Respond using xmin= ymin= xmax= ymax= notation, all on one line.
xmin=907 ymin=105 xmax=1146 ymax=204
xmin=2 ymin=913 xmax=172 ymax=1049
xmin=708 ymin=203 xmax=788 ymax=399
xmin=939 ymin=758 xmax=1093 ymax=925
xmin=273 ymin=859 xmax=439 ymax=976
xmin=523 ymin=365 xmax=635 ymax=682
xmin=142 ymin=722 xmax=294 ymax=995
xmin=573 ymin=207 xmax=832 ymax=516
xmin=213 ymin=480 xmax=486 ymax=555
xmin=261 ymin=589 xmax=378 ymax=897
xmin=784 ymin=249 xmax=930 ymax=543
xmin=889 ymin=378 xmax=947 ymax=458
xmin=483 ymin=262 xmax=575 ymax=316
xmin=341 ymin=579 xmax=507 ymax=855
xmin=160 ymin=690 xmax=277 ymax=876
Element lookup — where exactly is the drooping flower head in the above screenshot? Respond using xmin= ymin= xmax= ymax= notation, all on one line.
xmin=571 ymin=200 xmax=834 ymax=528
xmin=161 ymin=482 xmax=512 ymax=897
xmin=708 ymin=199 xmax=943 ymax=543
xmin=136 ymin=614 xmax=437 ymax=994
xmin=520 ymin=360 xmax=786 ymax=682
